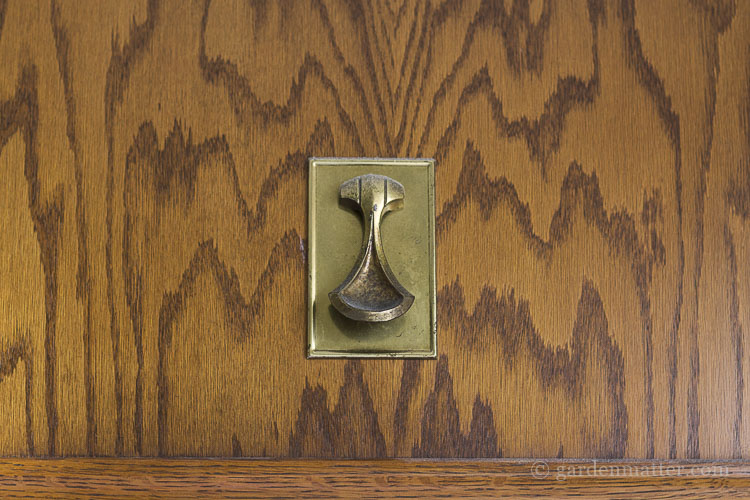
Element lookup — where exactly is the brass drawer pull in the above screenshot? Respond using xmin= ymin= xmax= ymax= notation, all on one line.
xmin=328 ymin=174 xmax=415 ymax=322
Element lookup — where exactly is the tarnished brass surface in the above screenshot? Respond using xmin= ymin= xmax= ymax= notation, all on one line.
xmin=308 ymin=158 xmax=436 ymax=358
xmin=328 ymin=174 xmax=415 ymax=322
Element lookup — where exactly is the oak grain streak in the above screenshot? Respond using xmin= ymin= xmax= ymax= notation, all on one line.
xmin=0 ymin=0 xmax=749 ymax=465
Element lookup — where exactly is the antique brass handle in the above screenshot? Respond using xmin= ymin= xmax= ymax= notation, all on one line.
xmin=328 ymin=174 xmax=415 ymax=322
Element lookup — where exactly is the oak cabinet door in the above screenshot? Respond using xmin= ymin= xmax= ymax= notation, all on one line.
xmin=0 ymin=0 xmax=747 ymax=459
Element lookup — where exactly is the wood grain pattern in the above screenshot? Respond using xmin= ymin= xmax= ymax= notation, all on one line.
xmin=0 ymin=0 xmax=748 ymax=459
xmin=1 ymin=459 xmax=749 ymax=498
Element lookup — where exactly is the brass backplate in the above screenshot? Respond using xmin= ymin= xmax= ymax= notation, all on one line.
xmin=308 ymin=158 xmax=436 ymax=358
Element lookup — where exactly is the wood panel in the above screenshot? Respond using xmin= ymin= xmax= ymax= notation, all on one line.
xmin=0 ymin=0 xmax=748 ymax=459
xmin=1 ymin=459 xmax=749 ymax=498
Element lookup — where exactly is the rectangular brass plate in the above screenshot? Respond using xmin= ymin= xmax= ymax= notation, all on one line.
xmin=308 ymin=158 xmax=436 ymax=358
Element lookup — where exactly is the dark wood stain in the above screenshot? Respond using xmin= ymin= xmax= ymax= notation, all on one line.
xmin=123 ymin=121 xmax=238 ymax=453
xmin=725 ymin=225 xmax=744 ymax=459
xmin=618 ymin=0 xmax=686 ymax=458
xmin=0 ymin=336 xmax=33 ymax=455
xmin=438 ymin=143 xmax=649 ymax=455
xmin=199 ymin=0 xmax=369 ymax=156
xmin=157 ymin=232 xmax=304 ymax=455
xmin=289 ymin=361 xmax=387 ymax=457
xmin=231 ymin=434 xmax=243 ymax=457
xmin=104 ymin=0 xmax=159 ymax=456
xmin=1 ymin=65 xmax=64 ymax=456
xmin=438 ymin=280 xmax=627 ymax=457
xmin=0 ymin=0 xmax=6 ymax=38
xmin=50 ymin=0 xmax=95 ymax=457
xmin=418 ymin=0 xmax=601 ymax=165
xmin=412 ymin=355 xmax=501 ymax=458
xmin=393 ymin=359 xmax=420 ymax=454
xmin=727 ymin=66 xmax=750 ymax=221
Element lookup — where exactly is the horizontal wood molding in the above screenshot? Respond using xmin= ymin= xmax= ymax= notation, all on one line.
xmin=1 ymin=459 xmax=750 ymax=498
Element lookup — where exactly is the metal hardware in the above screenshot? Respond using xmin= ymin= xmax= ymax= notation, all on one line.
xmin=328 ymin=174 xmax=415 ymax=322
xmin=308 ymin=158 xmax=436 ymax=358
